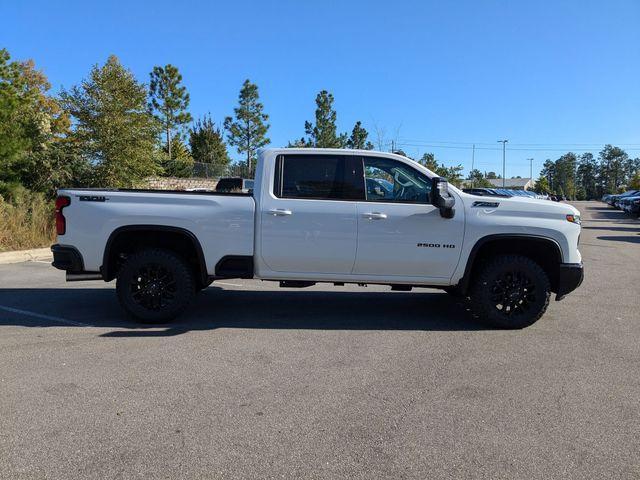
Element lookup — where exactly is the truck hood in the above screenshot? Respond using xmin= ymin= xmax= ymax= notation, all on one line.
xmin=461 ymin=193 xmax=581 ymax=218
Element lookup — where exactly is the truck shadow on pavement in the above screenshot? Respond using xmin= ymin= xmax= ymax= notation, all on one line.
xmin=596 ymin=235 xmax=640 ymax=244
xmin=0 ymin=287 xmax=490 ymax=335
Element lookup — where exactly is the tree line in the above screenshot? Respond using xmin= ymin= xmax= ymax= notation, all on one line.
xmin=0 ymin=49 xmax=381 ymax=199
xmin=2 ymin=47 xmax=638 ymax=202
xmin=536 ymin=147 xmax=640 ymax=199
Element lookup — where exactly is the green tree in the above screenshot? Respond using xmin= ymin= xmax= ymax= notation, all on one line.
xmin=628 ymin=171 xmax=640 ymax=190
xmin=416 ymin=152 xmax=463 ymax=186
xmin=161 ymin=137 xmax=193 ymax=177
xmin=440 ymin=165 xmax=464 ymax=187
xmin=287 ymin=137 xmax=308 ymax=148
xmin=540 ymin=159 xmax=556 ymax=191
xmin=417 ymin=152 xmax=438 ymax=171
xmin=576 ymin=152 xmax=598 ymax=199
xmin=598 ymin=145 xmax=627 ymax=193
xmin=189 ymin=115 xmax=230 ymax=176
xmin=346 ymin=121 xmax=373 ymax=150
xmin=0 ymin=49 xmax=71 ymax=185
xmin=0 ymin=48 xmax=32 ymax=180
xmin=224 ymin=79 xmax=270 ymax=174
xmin=60 ymin=55 xmax=160 ymax=187
xmin=554 ymin=153 xmax=577 ymax=199
xmin=148 ymin=64 xmax=192 ymax=160
xmin=534 ymin=175 xmax=551 ymax=194
xmin=296 ymin=90 xmax=347 ymax=148
xmin=467 ymin=169 xmax=493 ymax=188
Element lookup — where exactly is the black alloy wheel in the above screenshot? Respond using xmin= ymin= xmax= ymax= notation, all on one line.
xmin=469 ymin=254 xmax=551 ymax=329
xmin=116 ymin=249 xmax=196 ymax=323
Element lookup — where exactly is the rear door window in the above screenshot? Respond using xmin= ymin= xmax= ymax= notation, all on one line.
xmin=274 ymin=154 xmax=364 ymax=200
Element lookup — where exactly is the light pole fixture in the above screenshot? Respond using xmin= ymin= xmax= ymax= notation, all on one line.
xmin=497 ymin=139 xmax=508 ymax=187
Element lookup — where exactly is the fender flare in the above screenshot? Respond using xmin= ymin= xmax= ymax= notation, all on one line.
xmin=101 ymin=225 xmax=208 ymax=284
xmin=458 ymin=234 xmax=563 ymax=294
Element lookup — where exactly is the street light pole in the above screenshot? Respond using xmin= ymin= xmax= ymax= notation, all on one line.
xmin=497 ymin=139 xmax=508 ymax=187
xmin=470 ymin=144 xmax=475 ymax=187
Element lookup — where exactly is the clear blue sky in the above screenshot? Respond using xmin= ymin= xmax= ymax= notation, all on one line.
xmin=2 ymin=0 xmax=639 ymax=178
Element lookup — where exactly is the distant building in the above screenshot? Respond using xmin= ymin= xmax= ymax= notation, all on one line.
xmin=486 ymin=178 xmax=535 ymax=190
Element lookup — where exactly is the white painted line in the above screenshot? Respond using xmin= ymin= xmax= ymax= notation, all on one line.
xmin=0 ymin=305 xmax=89 ymax=327
xmin=216 ymin=281 xmax=243 ymax=287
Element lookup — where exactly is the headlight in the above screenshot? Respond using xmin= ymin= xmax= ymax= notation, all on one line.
xmin=566 ymin=214 xmax=581 ymax=225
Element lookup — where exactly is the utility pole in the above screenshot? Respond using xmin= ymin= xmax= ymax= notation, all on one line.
xmin=470 ymin=144 xmax=475 ymax=187
xmin=497 ymin=139 xmax=508 ymax=187
xmin=527 ymin=158 xmax=534 ymax=182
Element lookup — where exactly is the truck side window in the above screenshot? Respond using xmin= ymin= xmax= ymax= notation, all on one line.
xmin=363 ymin=157 xmax=431 ymax=204
xmin=275 ymin=155 xmax=365 ymax=201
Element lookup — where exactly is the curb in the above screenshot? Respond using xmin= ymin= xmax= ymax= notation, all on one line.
xmin=0 ymin=247 xmax=52 ymax=265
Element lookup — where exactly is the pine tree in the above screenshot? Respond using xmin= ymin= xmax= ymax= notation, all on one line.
xmin=299 ymin=90 xmax=347 ymax=148
xmin=189 ymin=115 xmax=230 ymax=176
xmin=161 ymin=137 xmax=193 ymax=177
xmin=577 ymin=152 xmax=598 ymax=199
xmin=347 ymin=121 xmax=373 ymax=150
xmin=148 ymin=64 xmax=192 ymax=160
xmin=224 ymin=79 xmax=270 ymax=174
xmin=60 ymin=55 xmax=160 ymax=187
xmin=418 ymin=152 xmax=438 ymax=171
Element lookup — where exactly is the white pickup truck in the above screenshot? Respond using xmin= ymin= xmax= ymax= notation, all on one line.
xmin=52 ymin=148 xmax=583 ymax=328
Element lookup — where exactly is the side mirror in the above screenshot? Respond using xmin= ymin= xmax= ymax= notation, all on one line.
xmin=431 ymin=177 xmax=455 ymax=218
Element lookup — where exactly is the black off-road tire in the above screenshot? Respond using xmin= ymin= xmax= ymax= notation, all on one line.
xmin=443 ymin=285 xmax=465 ymax=298
xmin=469 ymin=254 xmax=551 ymax=329
xmin=198 ymin=279 xmax=214 ymax=292
xmin=116 ymin=248 xmax=196 ymax=323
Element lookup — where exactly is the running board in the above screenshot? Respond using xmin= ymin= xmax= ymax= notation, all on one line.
xmin=279 ymin=281 xmax=316 ymax=288
xmin=66 ymin=272 xmax=103 ymax=281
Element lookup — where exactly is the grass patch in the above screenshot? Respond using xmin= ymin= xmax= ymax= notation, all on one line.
xmin=0 ymin=190 xmax=55 ymax=252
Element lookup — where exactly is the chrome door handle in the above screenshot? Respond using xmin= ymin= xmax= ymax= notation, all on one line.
xmin=362 ymin=212 xmax=387 ymax=220
xmin=268 ymin=208 xmax=293 ymax=216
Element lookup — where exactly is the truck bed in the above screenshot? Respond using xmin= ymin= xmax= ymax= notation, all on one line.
xmin=57 ymin=188 xmax=256 ymax=275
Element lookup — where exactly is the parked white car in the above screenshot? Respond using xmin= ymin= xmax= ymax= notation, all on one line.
xmin=52 ymin=148 xmax=583 ymax=328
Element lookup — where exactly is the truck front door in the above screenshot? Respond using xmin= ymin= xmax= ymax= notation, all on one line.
xmin=353 ymin=155 xmax=464 ymax=280
xmin=259 ymin=153 xmax=364 ymax=274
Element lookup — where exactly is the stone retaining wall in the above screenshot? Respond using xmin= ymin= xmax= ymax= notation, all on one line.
xmin=143 ymin=177 xmax=218 ymax=191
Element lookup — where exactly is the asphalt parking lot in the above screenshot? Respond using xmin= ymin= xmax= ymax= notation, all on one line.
xmin=0 ymin=201 xmax=638 ymax=479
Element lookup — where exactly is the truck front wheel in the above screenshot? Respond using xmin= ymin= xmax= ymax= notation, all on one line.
xmin=469 ymin=254 xmax=551 ymax=329
xmin=116 ymin=248 xmax=196 ymax=323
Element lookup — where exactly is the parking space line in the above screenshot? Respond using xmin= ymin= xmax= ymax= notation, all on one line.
xmin=0 ymin=305 xmax=89 ymax=327
xmin=216 ymin=282 xmax=244 ymax=287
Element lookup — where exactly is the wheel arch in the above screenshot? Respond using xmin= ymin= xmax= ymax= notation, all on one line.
xmin=458 ymin=234 xmax=563 ymax=295
xmin=102 ymin=225 xmax=209 ymax=285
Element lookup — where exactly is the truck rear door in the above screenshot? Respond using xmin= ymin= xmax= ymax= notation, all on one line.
xmin=259 ymin=153 xmax=363 ymax=274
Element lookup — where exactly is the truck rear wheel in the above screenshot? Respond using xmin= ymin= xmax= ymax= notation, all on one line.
xmin=469 ymin=254 xmax=551 ymax=329
xmin=116 ymin=248 xmax=196 ymax=323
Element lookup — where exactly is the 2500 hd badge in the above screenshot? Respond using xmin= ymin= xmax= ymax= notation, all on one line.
xmin=417 ymin=243 xmax=456 ymax=248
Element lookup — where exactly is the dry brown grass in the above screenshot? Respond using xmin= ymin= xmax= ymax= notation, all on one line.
xmin=0 ymin=192 xmax=55 ymax=252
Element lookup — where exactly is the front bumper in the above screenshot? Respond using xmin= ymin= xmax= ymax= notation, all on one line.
xmin=555 ymin=262 xmax=584 ymax=301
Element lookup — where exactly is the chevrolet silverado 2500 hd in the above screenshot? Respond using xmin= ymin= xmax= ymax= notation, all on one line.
xmin=51 ymin=148 xmax=583 ymax=328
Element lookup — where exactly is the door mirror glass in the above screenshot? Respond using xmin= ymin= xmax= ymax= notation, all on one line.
xmin=431 ymin=177 xmax=455 ymax=218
